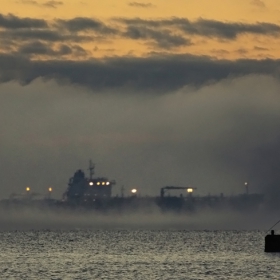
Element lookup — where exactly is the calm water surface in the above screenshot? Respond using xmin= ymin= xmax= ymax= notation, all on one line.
xmin=0 ymin=230 xmax=278 ymax=279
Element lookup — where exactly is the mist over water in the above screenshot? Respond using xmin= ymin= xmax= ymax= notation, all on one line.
xmin=1 ymin=205 xmax=279 ymax=231
xmin=1 ymin=74 xmax=280 ymax=237
xmin=1 ymin=74 xmax=280 ymax=199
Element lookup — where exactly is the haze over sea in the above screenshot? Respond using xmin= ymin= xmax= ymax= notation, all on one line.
xmin=1 ymin=208 xmax=280 ymax=279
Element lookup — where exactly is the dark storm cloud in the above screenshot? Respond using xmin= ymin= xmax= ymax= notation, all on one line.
xmin=1 ymin=29 xmax=64 ymax=41
xmin=192 ymin=19 xmax=280 ymax=39
xmin=19 ymin=41 xmax=55 ymax=55
xmin=118 ymin=17 xmax=280 ymax=39
xmin=0 ymin=29 xmax=93 ymax=43
xmin=0 ymin=13 xmax=48 ymax=29
xmin=124 ymin=26 xmax=190 ymax=48
xmin=0 ymin=15 xmax=105 ymax=56
xmin=8 ymin=42 xmax=87 ymax=59
xmin=18 ymin=41 xmax=72 ymax=56
xmin=55 ymin=17 xmax=118 ymax=34
xmin=1 ymin=13 xmax=280 ymax=57
xmin=128 ymin=2 xmax=154 ymax=8
xmin=0 ymin=53 xmax=280 ymax=91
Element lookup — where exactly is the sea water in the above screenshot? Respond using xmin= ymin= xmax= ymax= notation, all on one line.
xmin=0 ymin=229 xmax=279 ymax=279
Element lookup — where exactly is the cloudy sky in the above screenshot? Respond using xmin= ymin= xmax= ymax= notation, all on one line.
xmin=1 ymin=0 xmax=280 ymax=199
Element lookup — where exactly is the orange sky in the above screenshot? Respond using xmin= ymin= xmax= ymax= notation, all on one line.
xmin=3 ymin=0 xmax=280 ymax=21
xmin=2 ymin=0 xmax=280 ymax=59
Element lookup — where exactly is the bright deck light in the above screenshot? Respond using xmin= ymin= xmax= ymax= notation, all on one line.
xmin=131 ymin=188 xmax=137 ymax=194
xmin=26 ymin=187 xmax=30 ymax=192
xmin=89 ymin=182 xmax=94 ymax=186
xmin=187 ymin=188 xmax=193 ymax=193
xmin=48 ymin=187 xmax=52 ymax=192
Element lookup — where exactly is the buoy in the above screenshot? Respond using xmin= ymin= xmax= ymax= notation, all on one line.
xmin=265 ymin=230 xmax=280 ymax=252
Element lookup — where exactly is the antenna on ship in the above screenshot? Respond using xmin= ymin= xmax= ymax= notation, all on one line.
xmin=89 ymin=160 xmax=95 ymax=180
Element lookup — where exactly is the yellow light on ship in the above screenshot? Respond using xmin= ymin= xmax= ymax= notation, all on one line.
xmin=97 ymin=182 xmax=100 ymax=185
xmin=48 ymin=187 xmax=52 ymax=192
xmin=131 ymin=188 xmax=137 ymax=194
xmin=89 ymin=182 xmax=93 ymax=186
xmin=102 ymin=182 xmax=105 ymax=185
xmin=187 ymin=188 xmax=193 ymax=193
xmin=26 ymin=187 xmax=30 ymax=192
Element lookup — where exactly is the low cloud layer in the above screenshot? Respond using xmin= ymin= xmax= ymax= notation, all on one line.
xmin=0 ymin=53 xmax=280 ymax=92
xmin=1 ymin=74 xmax=280 ymax=199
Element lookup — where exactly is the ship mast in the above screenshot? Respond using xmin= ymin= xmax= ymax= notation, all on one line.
xmin=89 ymin=160 xmax=95 ymax=180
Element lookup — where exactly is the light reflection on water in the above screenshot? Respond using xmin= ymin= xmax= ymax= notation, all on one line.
xmin=0 ymin=230 xmax=280 ymax=279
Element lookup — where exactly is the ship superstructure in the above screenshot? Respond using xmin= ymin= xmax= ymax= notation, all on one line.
xmin=3 ymin=160 xmax=265 ymax=213
xmin=64 ymin=161 xmax=115 ymax=204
